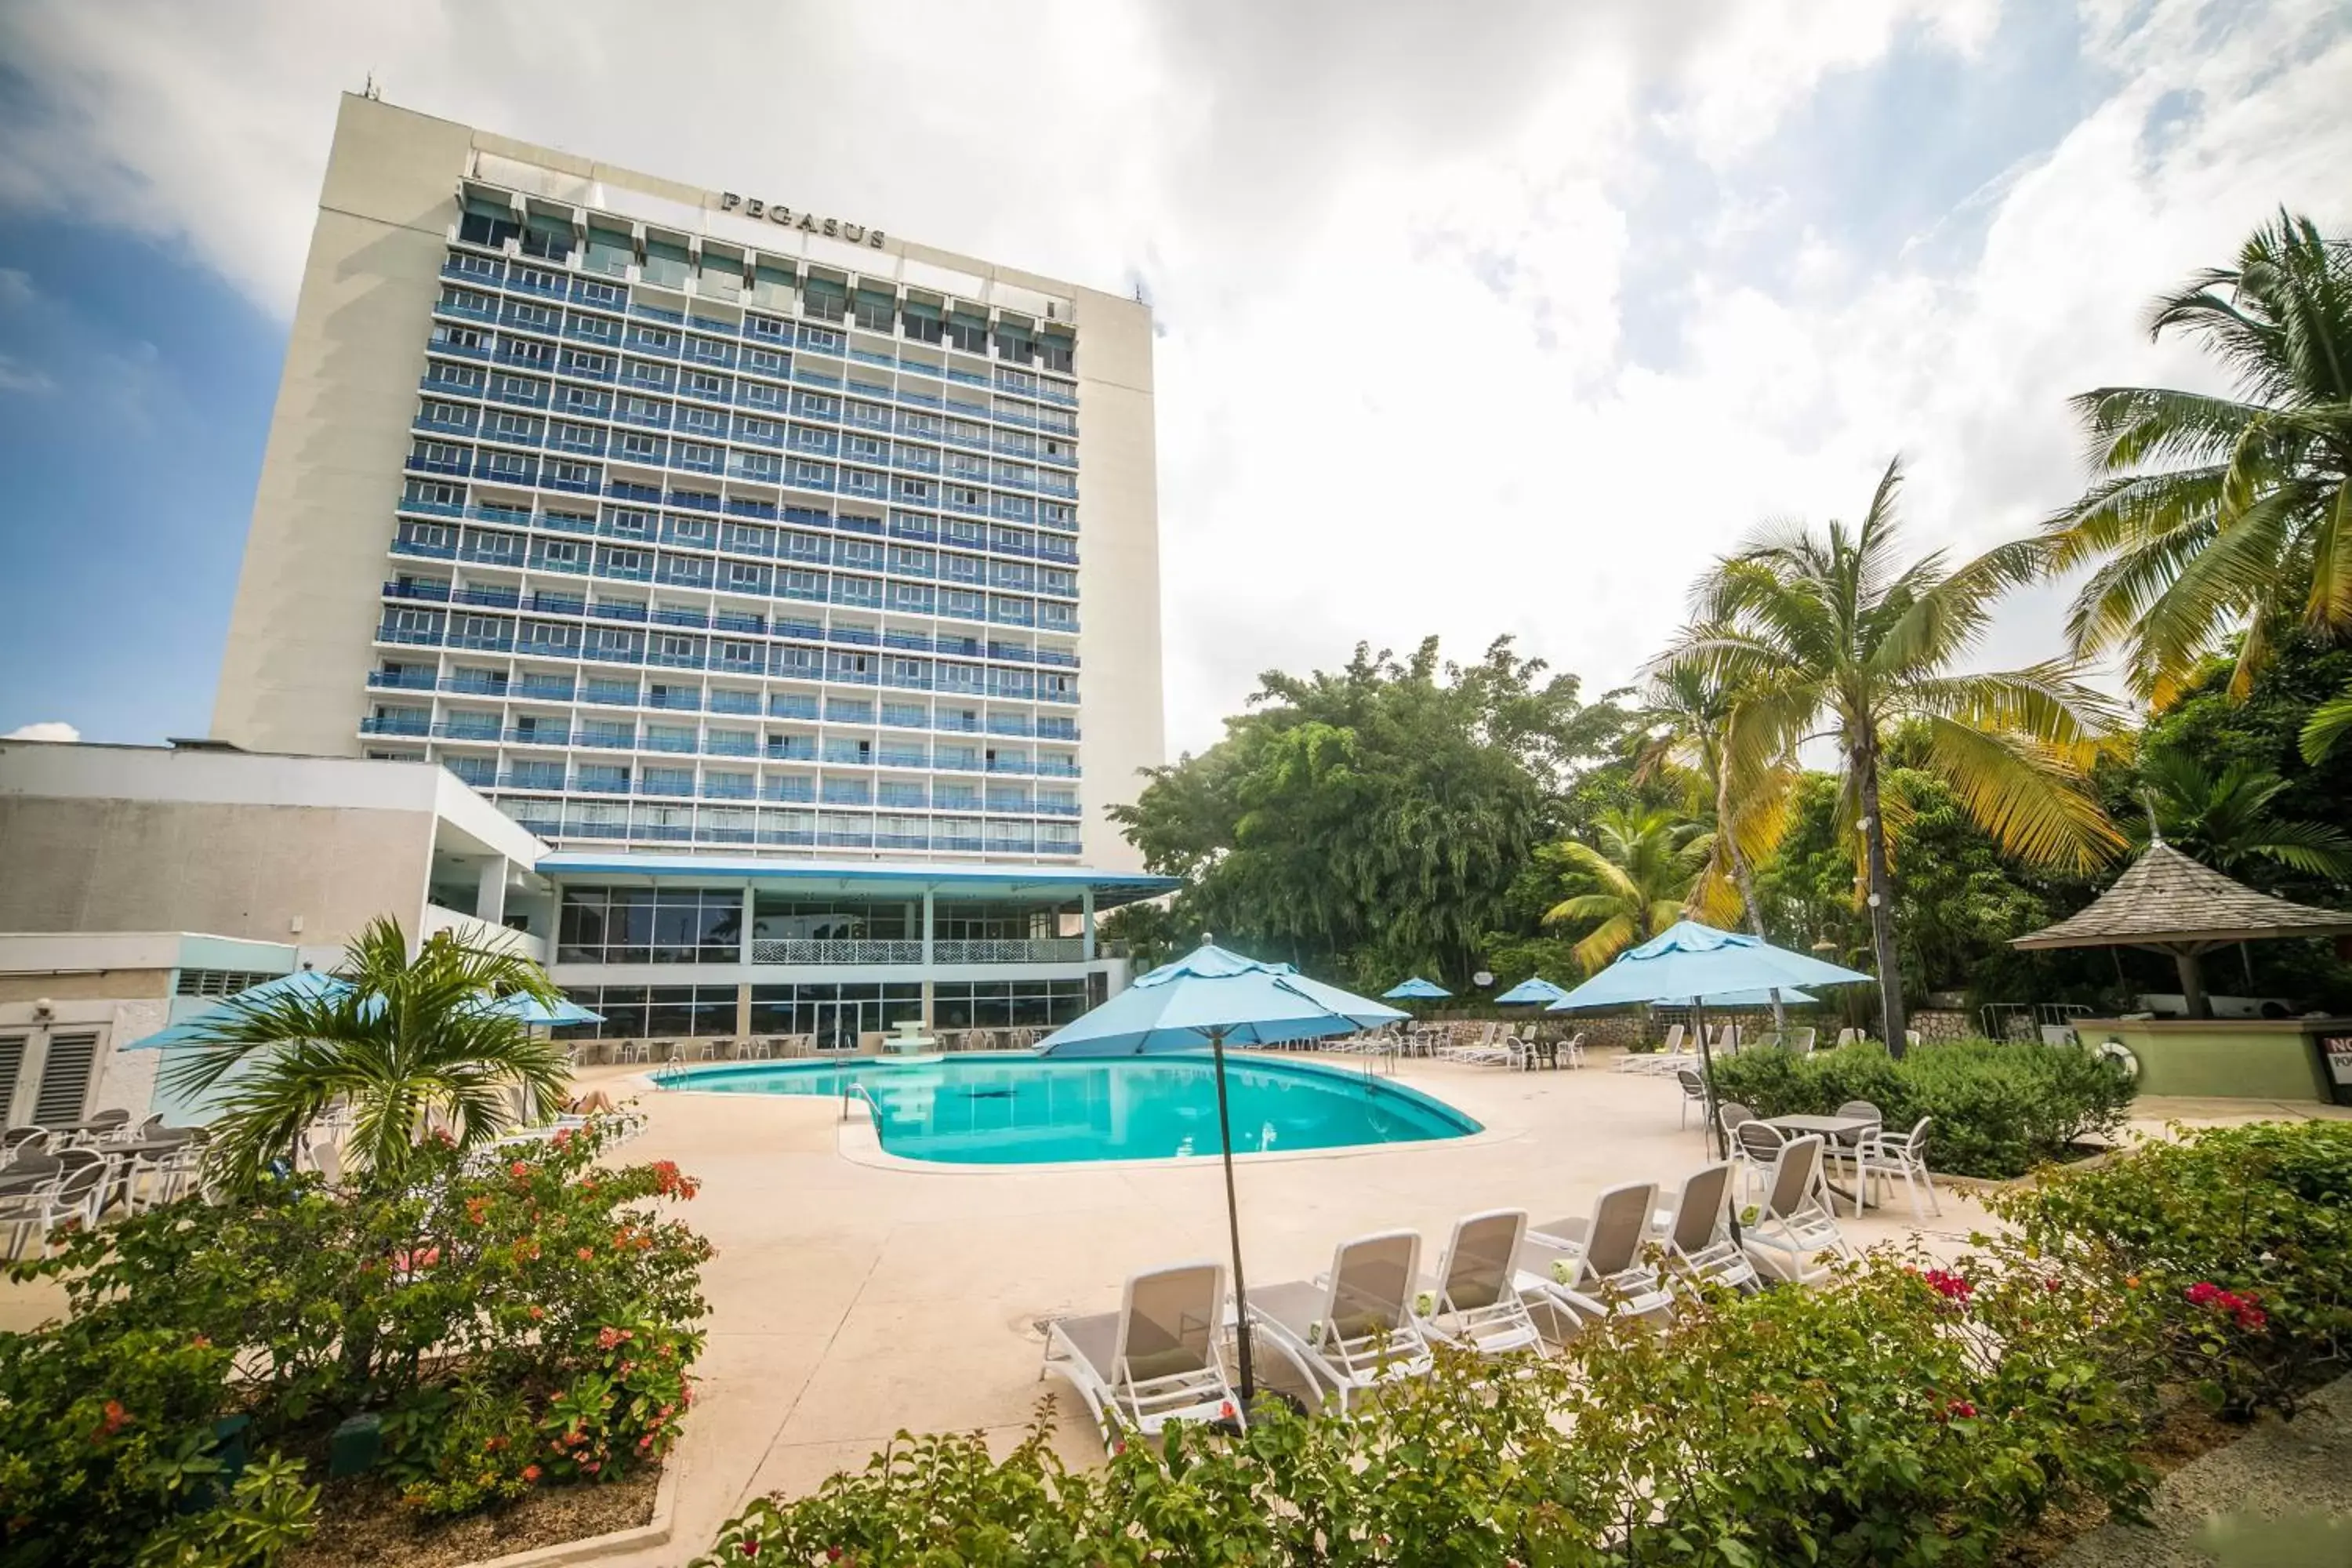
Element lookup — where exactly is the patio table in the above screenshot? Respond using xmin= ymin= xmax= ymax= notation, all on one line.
xmin=1761 ymin=1113 xmax=1880 ymax=1210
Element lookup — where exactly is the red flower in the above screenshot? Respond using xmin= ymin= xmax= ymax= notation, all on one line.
xmin=578 ymin=1247 xmax=595 ymax=1261
xmin=1947 ymin=1399 xmax=1978 ymax=1420
xmin=522 ymin=1464 xmax=543 ymax=1483
xmin=552 ymin=1128 xmax=574 ymax=1149
xmin=95 ymin=1399 xmax=131 ymax=1439
xmin=1922 ymin=1269 xmax=1973 ymax=1303
xmin=598 ymin=1326 xmax=624 ymax=1349
xmin=739 ymin=1541 xmax=761 ymax=1558
xmin=528 ymin=1305 xmax=546 ymax=1321
xmin=2187 ymin=1281 xmax=2221 ymax=1306
xmin=510 ymin=1160 xmax=531 ymax=1178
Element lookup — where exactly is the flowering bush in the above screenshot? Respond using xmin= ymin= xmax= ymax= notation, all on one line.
xmin=1708 ymin=1037 xmax=2134 ymax=1178
xmin=694 ymin=1234 xmax=2161 ymax=1568
xmin=4 ymin=1112 xmax=710 ymax=1540
xmin=1987 ymin=1118 xmax=2352 ymax=1417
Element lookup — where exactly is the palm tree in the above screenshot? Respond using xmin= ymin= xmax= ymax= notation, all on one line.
xmin=2132 ymin=750 xmax=2352 ymax=881
xmin=1633 ymin=662 xmax=1796 ymax=936
xmin=1542 ymin=807 xmax=1714 ymax=975
xmin=164 ymin=917 xmax=572 ymax=1187
xmin=2040 ymin=212 xmax=2352 ymax=708
xmin=1668 ymin=459 xmax=2122 ymax=1054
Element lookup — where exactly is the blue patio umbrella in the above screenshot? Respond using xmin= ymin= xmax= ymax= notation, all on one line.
xmin=126 ymin=968 xmax=355 ymax=1050
xmin=466 ymin=993 xmax=606 ymax=1026
xmin=1381 ymin=975 xmax=1451 ymax=1000
xmin=1035 ymin=941 xmax=1409 ymax=1400
xmin=1493 ymin=975 xmax=1571 ymax=1006
xmin=1547 ymin=921 xmax=1872 ymax=1156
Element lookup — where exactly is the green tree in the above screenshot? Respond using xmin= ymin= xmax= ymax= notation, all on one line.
xmin=2038 ymin=212 xmax=2352 ymax=710
xmin=162 ymin=917 xmax=571 ymax=1187
xmin=1671 ymin=459 xmax=2121 ymax=1052
xmin=1110 ymin=637 xmax=1629 ymax=988
xmin=2130 ymin=750 xmax=2352 ymax=881
xmin=1633 ymin=661 xmax=1795 ymax=932
xmin=1541 ymin=807 xmax=1712 ymax=974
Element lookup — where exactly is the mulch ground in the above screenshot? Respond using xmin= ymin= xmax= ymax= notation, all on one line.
xmin=282 ymin=1467 xmax=658 ymax=1568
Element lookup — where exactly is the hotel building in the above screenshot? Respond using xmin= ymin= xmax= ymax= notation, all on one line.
xmin=184 ymin=94 xmax=1170 ymax=1058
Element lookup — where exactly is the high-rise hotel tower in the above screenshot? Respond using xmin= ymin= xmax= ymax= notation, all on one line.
xmin=209 ymin=96 xmax=1170 ymax=1046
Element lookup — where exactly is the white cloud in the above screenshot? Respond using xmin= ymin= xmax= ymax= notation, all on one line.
xmin=0 ymin=354 xmax=56 ymax=395
xmin=0 ymin=0 xmax=2344 ymax=760
xmin=4 ymin=721 xmax=82 ymax=742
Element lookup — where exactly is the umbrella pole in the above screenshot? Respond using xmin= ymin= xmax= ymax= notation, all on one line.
xmin=1208 ymin=1025 xmax=1256 ymax=1403
xmin=1696 ymin=999 xmax=1724 ymax=1161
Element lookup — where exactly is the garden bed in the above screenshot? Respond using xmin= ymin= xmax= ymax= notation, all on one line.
xmin=286 ymin=1464 xmax=659 ymax=1568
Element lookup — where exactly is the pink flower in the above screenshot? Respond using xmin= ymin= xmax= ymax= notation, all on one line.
xmin=1922 ymin=1269 xmax=1973 ymax=1304
xmin=510 ymin=1160 xmax=530 ymax=1178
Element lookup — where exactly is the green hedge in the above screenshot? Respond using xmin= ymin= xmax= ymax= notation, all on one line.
xmin=693 ymin=1120 xmax=2352 ymax=1567
xmin=696 ymin=1236 xmax=2163 ymax=1567
xmin=1988 ymin=1119 xmax=2352 ymax=1417
xmin=0 ymin=1115 xmax=710 ymax=1565
xmin=1705 ymin=1037 xmax=2134 ymax=1178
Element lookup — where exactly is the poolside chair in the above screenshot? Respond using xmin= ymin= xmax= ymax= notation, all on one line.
xmin=1656 ymin=1160 xmax=1762 ymax=1296
xmin=1851 ymin=1116 xmax=1941 ymax=1218
xmin=1904 ymin=1029 xmax=1922 ymax=1049
xmin=1788 ymin=1027 xmax=1817 ymax=1054
xmin=1041 ymin=1261 xmax=1246 ymax=1446
xmin=1246 ymin=1230 xmax=1434 ymax=1414
xmin=1834 ymin=1027 xmax=1862 ymax=1048
xmin=1521 ymin=1181 xmax=1674 ymax=1323
xmin=1730 ymin=1118 xmax=1786 ymax=1206
xmin=1674 ymin=1067 xmax=1710 ymax=1130
xmin=1822 ymin=1099 xmax=1884 ymax=1197
xmin=1416 ymin=1210 xmax=1546 ymax=1358
xmin=1741 ymin=1136 xmax=1857 ymax=1286
xmin=1557 ymin=1031 xmax=1587 ymax=1069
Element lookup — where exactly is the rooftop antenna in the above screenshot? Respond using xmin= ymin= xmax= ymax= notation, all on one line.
xmin=362 ymin=72 xmax=382 ymax=102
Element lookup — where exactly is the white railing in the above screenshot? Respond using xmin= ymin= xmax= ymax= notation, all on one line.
xmin=750 ymin=938 xmax=924 ymax=965
xmin=931 ymin=938 xmax=1088 ymax=964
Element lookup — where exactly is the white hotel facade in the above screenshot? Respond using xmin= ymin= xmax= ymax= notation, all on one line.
xmin=191 ymin=94 xmax=1172 ymax=1050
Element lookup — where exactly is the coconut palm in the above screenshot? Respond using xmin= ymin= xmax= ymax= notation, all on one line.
xmin=2040 ymin=211 xmax=2352 ymax=708
xmin=1633 ymin=662 xmax=1796 ymax=935
xmin=2132 ymin=750 xmax=2352 ymax=882
xmin=1667 ymin=459 xmax=2122 ymax=1054
xmin=163 ymin=916 xmax=572 ymax=1187
xmin=1542 ymin=807 xmax=1715 ymax=975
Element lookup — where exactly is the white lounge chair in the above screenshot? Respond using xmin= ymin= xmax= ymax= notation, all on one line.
xmin=1674 ymin=1067 xmax=1711 ymax=1130
xmin=1246 ymin=1230 xmax=1434 ymax=1414
xmin=1741 ymin=1136 xmax=1857 ymax=1286
xmin=1657 ymin=1160 xmax=1762 ymax=1296
xmin=1041 ymin=1261 xmax=1244 ymax=1446
xmin=1416 ymin=1210 xmax=1546 ymax=1357
xmin=1520 ymin=1181 xmax=1674 ymax=1322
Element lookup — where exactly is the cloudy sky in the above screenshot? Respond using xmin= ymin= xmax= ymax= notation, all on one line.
xmin=0 ymin=0 xmax=2347 ymax=756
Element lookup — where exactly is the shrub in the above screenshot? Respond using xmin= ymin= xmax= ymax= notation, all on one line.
xmin=694 ymin=1236 xmax=2162 ymax=1568
xmin=3 ymin=1113 xmax=710 ymax=1547
xmin=1987 ymin=1118 xmax=2352 ymax=1418
xmin=1708 ymin=1037 xmax=2133 ymax=1178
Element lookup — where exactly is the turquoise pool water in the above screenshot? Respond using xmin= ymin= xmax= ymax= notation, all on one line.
xmin=659 ymin=1054 xmax=1481 ymax=1166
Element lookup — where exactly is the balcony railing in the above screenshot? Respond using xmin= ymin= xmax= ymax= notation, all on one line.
xmin=933 ymin=938 xmax=1088 ymax=964
xmin=750 ymin=939 xmax=924 ymax=965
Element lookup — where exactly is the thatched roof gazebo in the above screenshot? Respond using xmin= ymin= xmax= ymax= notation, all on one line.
xmin=2011 ymin=840 xmax=2352 ymax=1018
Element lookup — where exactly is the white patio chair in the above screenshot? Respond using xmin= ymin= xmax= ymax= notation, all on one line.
xmin=1674 ymin=1067 xmax=1711 ymax=1131
xmin=1741 ymin=1136 xmax=1857 ymax=1286
xmin=1 ymin=1160 xmax=106 ymax=1260
xmin=1834 ymin=1027 xmax=1862 ymax=1048
xmin=1416 ymin=1210 xmax=1546 ymax=1358
xmin=1559 ymin=1031 xmax=1587 ymax=1069
xmin=1656 ymin=1160 xmax=1762 ymax=1296
xmin=1520 ymin=1181 xmax=1674 ymax=1323
xmin=1041 ymin=1261 xmax=1249 ymax=1446
xmin=1788 ymin=1027 xmax=1817 ymax=1054
xmin=1729 ymin=1117 xmax=1786 ymax=1207
xmin=1852 ymin=1116 xmax=1941 ymax=1218
xmin=1246 ymin=1230 xmax=1434 ymax=1414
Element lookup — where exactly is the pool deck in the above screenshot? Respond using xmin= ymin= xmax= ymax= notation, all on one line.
xmin=5 ymin=1054 xmax=2343 ymax=1563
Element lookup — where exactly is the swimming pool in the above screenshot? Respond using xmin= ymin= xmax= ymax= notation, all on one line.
xmin=659 ymin=1053 xmax=1481 ymax=1166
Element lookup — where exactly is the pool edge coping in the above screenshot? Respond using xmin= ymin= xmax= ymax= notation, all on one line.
xmin=645 ymin=1050 xmax=1515 ymax=1175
